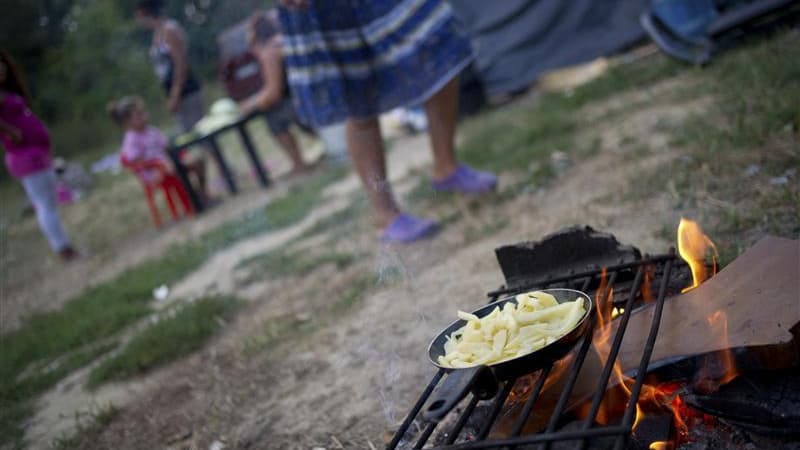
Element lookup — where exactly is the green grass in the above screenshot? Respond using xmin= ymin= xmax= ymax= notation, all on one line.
xmin=0 ymin=166 xmax=348 ymax=447
xmin=238 ymin=246 xmax=357 ymax=285
xmin=2 ymin=167 xmax=343 ymax=374
xmin=0 ymin=341 xmax=116 ymax=447
xmin=298 ymin=192 xmax=369 ymax=241
xmin=457 ymin=55 xmax=682 ymax=173
xmin=244 ymin=316 xmax=319 ymax=354
xmin=87 ymin=296 xmax=240 ymax=388
xmin=50 ymin=404 xmax=120 ymax=450
xmin=448 ymin=49 xmax=683 ymax=216
xmin=244 ymin=273 xmax=377 ymax=354
xmin=264 ymin=165 xmax=350 ymax=227
xmin=196 ymin=165 xmax=349 ymax=249
xmin=458 ymin=99 xmax=576 ymax=173
xmin=1 ymin=242 xmax=210 ymax=382
xmin=626 ymin=32 xmax=800 ymax=262
xmin=460 ymin=31 xmax=797 ymax=265
xmin=330 ymin=273 xmax=378 ymax=314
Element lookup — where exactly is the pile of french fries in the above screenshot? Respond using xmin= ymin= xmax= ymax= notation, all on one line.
xmin=438 ymin=291 xmax=586 ymax=368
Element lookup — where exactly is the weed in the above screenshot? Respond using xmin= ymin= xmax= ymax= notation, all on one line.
xmin=200 ymin=164 xmax=349 ymax=249
xmin=332 ymin=274 xmax=377 ymax=313
xmin=87 ymin=296 xmax=240 ymax=387
xmin=244 ymin=273 xmax=377 ymax=354
xmin=628 ymin=32 xmax=800 ymax=260
xmin=50 ymin=403 xmax=119 ymax=450
xmin=0 ymin=341 xmax=116 ymax=447
xmin=457 ymin=53 xmax=681 ymax=173
xmin=298 ymin=193 xmax=369 ymax=242
xmin=242 ymin=315 xmax=319 ymax=355
xmin=237 ymin=246 xmax=357 ymax=285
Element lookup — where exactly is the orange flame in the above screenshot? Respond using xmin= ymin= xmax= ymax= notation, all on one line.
xmin=581 ymin=231 xmax=724 ymax=442
xmin=584 ymin=267 xmax=689 ymax=437
xmin=635 ymin=382 xmax=688 ymax=440
xmin=587 ymin=270 xmax=644 ymax=427
xmin=676 ymin=218 xmax=718 ymax=292
xmin=669 ymin=391 xmax=689 ymax=436
xmin=696 ymin=310 xmax=740 ymax=389
xmin=632 ymin=402 xmax=644 ymax=430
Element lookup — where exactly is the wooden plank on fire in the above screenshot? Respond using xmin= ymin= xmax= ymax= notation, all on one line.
xmin=623 ymin=235 xmax=799 ymax=368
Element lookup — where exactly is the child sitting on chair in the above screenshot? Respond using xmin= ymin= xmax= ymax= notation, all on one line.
xmin=108 ymin=95 xmax=209 ymax=202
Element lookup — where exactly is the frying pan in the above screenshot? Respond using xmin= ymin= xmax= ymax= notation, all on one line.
xmin=423 ymin=288 xmax=593 ymax=422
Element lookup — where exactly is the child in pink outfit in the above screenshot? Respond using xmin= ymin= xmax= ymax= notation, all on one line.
xmin=0 ymin=50 xmax=77 ymax=260
xmin=108 ymin=96 xmax=208 ymax=201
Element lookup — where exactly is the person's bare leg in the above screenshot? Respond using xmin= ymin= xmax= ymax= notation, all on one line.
xmin=274 ymin=130 xmax=309 ymax=174
xmin=424 ymin=76 xmax=460 ymax=181
xmin=346 ymin=117 xmax=400 ymax=229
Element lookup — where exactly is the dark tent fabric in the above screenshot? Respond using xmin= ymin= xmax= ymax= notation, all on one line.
xmin=449 ymin=0 xmax=647 ymax=96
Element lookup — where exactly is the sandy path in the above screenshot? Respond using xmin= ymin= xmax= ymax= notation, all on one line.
xmin=169 ymin=133 xmax=435 ymax=302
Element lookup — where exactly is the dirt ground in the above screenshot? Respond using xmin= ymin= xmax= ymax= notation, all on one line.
xmin=15 ymin=72 xmax=724 ymax=450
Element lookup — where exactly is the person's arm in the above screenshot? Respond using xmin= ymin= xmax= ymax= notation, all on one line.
xmin=164 ymin=22 xmax=189 ymax=113
xmin=239 ymin=41 xmax=287 ymax=115
xmin=0 ymin=118 xmax=22 ymax=144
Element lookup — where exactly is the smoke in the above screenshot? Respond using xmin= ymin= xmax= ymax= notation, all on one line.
xmin=374 ymin=245 xmax=413 ymax=286
xmin=377 ymin=351 xmax=404 ymax=427
xmin=350 ymin=340 xmax=405 ymax=427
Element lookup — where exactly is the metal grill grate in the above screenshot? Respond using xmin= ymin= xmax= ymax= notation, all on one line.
xmin=388 ymin=252 xmax=689 ymax=450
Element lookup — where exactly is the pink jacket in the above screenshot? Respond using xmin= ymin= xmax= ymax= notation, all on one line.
xmin=0 ymin=93 xmax=52 ymax=178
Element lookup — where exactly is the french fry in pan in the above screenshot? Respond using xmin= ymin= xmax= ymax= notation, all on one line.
xmin=438 ymin=291 xmax=586 ymax=368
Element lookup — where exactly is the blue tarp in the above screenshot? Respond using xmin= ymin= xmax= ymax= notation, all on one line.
xmin=450 ymin=0 xmax=647 ymax=96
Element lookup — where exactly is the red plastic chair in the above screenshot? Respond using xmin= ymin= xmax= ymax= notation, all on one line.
xmin=120 ymin=156 xmax=194 ymax=228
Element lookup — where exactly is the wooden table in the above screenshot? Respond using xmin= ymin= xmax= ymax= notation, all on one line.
xmin=166 ymin=112 xmax=272 ymax=212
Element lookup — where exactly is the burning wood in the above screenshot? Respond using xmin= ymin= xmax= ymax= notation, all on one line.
xmin=494 ymin=235 xmax=799 ymax=445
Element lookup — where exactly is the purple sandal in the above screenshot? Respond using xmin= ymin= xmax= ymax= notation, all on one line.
xmin=380 ymin=214 xmax=439 ymax=244
xmin=431 ymin=164 xmax=498 ymax=195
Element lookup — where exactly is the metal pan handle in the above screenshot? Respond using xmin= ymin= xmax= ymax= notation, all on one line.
xmin=423 ymin=366 xmax=499 ymax=422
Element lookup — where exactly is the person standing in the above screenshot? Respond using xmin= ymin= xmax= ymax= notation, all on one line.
xmin=239 ymin=11 xmax=314 ymax=177
xmin=0 ymin=50 xmax=77 ymax=260
xmin=277 ymin=0 xmax=498 ymax=244
xmin=134 ymin=0 xmax=210 ymax=203
xmin=135 ymin=0 xmax=203 ymax=132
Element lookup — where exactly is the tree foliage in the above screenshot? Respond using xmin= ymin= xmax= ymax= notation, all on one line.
xmin=2 ymin=0 xmax=273 ymax=161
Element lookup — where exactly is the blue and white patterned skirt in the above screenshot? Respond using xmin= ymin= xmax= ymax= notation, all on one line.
xmin=278 ymin=0 xmax=474 ymax=127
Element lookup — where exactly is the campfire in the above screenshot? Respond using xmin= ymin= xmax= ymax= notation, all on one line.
xmin=576 ymin=218 xmax=730 ymax=447
xmin=388 ymin=224 xmax=799 ymax=449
